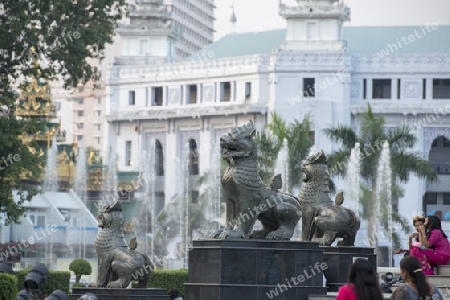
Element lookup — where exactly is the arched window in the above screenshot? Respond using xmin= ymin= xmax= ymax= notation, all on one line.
xmin=188 ymin=139 xmax=199 ymax=175
xmin=155 ymin=140 xmax=164 ymax=176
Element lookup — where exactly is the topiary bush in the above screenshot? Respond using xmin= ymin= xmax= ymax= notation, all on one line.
xmin=0 ymin=273 xmax=18 ymax=300
xmin=15 ymin=270 xmax=71 ymax=295
xmin=69 ymin=258 xmax=92 ymax=284
xmin=148 ymin=269 xmax=188 ymax=297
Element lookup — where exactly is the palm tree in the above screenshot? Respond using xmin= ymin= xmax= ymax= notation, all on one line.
xmin=256 ymin=112 xmax=314 ymax=192
xmin=323 ymin=105 xmax=436 ymax=252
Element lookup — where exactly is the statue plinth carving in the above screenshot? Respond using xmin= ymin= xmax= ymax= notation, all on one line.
xmin=90 ymin=200 xmax=153 ymax=288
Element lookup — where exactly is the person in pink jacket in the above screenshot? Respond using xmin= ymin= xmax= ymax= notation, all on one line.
xmin=336 ymin=258 xmax=383 ymax=300
xmin=410 ymin=215 xmax=450 ymax=275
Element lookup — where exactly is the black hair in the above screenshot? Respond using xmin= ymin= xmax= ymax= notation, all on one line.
xmin=426 ymin=215 xmax=448 ymax=238
xmin=167 ymin=287 xmax=179 ymax=299
xmin=348 ymin=258 xmax=383 ymax=300
xmin=400 ymin=256 xmax=431 ymax=299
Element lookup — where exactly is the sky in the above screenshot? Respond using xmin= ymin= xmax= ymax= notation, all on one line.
xmin=214 ymin=0 xmax=450 ymax=41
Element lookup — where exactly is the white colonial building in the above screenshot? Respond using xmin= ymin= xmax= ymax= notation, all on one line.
xmin=104 ymin=0 xmax=450 ymax=263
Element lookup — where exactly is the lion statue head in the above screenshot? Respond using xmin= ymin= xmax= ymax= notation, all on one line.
xmin=97 ymin=200 xmax=124 ymax=230
xmin=301 ymin=150 xmax=329 ymax=183
xmin=220 ymin=120 xmax=257 ymax=163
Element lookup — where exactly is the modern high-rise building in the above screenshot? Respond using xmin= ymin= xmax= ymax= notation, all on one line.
xmin=165 ymin=0 xmax=216 ymax=59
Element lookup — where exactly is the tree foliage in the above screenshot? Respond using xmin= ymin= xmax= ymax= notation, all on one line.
xmin=0 ymin=0 xmax=127 ymax=223
xmin=69 ymin=258 xmax=92 ymax=284
xmin=256 ymin=112 xmax=314 ymax=192
xmin=323 ymin=104 xmax=436 ymax=252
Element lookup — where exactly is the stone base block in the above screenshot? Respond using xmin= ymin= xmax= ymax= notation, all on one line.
xmin=184 ymin=239 xmax=328 ymax=300
xmin=69 ymin=287 xmax=168 ymax=300
xmin=320 ymin=246 xmax=376 ymax=292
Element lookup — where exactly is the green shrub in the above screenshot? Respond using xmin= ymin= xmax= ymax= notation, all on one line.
xmin=0 ymin=273 xmax=18 ymax=300
xmin=148 ymin=269 xmax=188 ymax=297
xmin=69 ymin=258 xmax=92 ymax=283
xmin=15 ymin=270 xmax=71 ymax=295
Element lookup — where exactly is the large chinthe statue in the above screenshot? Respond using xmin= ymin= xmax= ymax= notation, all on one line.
xmin=210 ymin=120 xmax=301 ymax=240
xmin=299 ymin=151 xmax=360 ymax=246
xmin=70 ymin=200 xmax=167 ymax=300
xmin=186 ymin=121 xmax=326 ymax=300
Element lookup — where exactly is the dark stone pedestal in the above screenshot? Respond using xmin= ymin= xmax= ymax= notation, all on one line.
xmin=184 ymin=239 xmax=327 ymax=300
xmin=69 ymin=287 xmax=168 ymax=300
xmin=320 ymin=246 xmax=376 ymax=292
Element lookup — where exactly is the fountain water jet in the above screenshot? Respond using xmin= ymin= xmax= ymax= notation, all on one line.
xmin=274 ymin=139 xmax=289 ymax=193
xmin=345 ymin=143 xmax=360 ymax=216
xmin=376 ymin=142 xmax=392 ymax=267
xmin=44 ymin=136 xmax=58 ymax=268
xmin=75 ymin=140 xmax=87 ymax=259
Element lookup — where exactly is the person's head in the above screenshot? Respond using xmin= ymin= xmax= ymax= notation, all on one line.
xmin=348 ymin=258 xmax=383 ymax=300
xmin=425 ymin=215 xmax=448 ymax=238
xmin=167 ymin=287 xmax=179 ymax=299
xmin=399 ymin=256 xmax=430 ymax=299
xmin=412 ymin=216 xmax=425 ymax=232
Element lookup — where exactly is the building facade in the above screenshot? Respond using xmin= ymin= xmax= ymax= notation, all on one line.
xmin=105 ymin=0 xmax=450 ymax=263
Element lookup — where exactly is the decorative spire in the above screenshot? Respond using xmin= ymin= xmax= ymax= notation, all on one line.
xmin=230 ymin=0 xmax=237 ymax=34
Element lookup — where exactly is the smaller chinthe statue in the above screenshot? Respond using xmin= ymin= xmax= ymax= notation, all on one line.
xmin=299 ymin=151 xmax=360 ymax=246
xmin=90 ymin=200 xmax=153 ymax=288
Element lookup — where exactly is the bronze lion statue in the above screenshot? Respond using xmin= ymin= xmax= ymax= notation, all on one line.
xmin=299 ymin=151 xmax=360 ymax=246
xmin=90 ymin=200 xmax=153 ymax=288
xmin=210 ymin=120 xmax=302 ymax=240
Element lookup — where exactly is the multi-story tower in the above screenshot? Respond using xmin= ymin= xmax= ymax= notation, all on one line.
xmin=166 ymin=0 xmax=216 ymax=59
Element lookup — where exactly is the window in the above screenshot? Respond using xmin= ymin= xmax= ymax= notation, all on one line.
xmin=306 ymin=22 xmax=317 ymax=40
xmin=97 ymin=97 xmax=101 ymax=104
xmin=126 ymin=141 xmax=132 ymax=166
xmin=77 ymin=135 xmax=83 ymax=141
xmin=77 ymin=98 xmax=84 ymax=104
xmin=152 ymin=87 xmax=163 ymax=106
xmin=245 ymin=82 xmax=251 ymax=100
xmin=372 ymin=79 xmax=391 ymax=99
xmin=155 ymin=140 xmax=164 ymax=176
xmin=191 ymin=191 xmax=199 ymax=203
xmin=432 ymin=79 xmax=450 ymax=99
xmin=363 ymin=79 xmax=367 ymax=99
xmin=77 ymin=123 xmax=84 ymax=129
xmin=397 ymin=79 xmax=401 ymax=99
xmin=423 ymin=79 xmax=426 ymax=99
xmin=37 ymin=216 xmax=45 ymax=226
xmin=303 ymin=78 xmax=315 ymax=98
xmin=77 ymin=110 xmax=84 ymax=116
xmin=129 ymin=91 xmax=136 ymax=105
xmin=97 ymin=111 xmax=101 ymax=117
xmin=443 ymin=193 xmax=450 ymax=205
xmin=97 ymin=124 xmax=101 ymax=131
xmin=187 ymin=85 xmax=197 ymax=104
xmin=220 ymin=82 xmax=231 ymax=102
xmin=188 ymin=139 xmax=199 ymax=175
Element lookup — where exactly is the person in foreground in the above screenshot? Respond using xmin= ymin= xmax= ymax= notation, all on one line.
xmin=167 ymin=287 xmax=183 ymax=300
xmin=392 ymin=256 xmax=443 ymax=300
xmin=336 ymin=258 xmax=383 ymax=300
xmin=410 ymin=215 xmax=450 ymax=275
xmin=395 ymin=216 xmax=425 ymax=255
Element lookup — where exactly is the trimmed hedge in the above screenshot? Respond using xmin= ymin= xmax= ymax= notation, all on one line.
xmin=15 ymin=270 xmax=71 ymax=295
xmin=148 ymin=269 xmax=188 ymax=297
xmin=0 ymin=273 xmax=18 ymax=300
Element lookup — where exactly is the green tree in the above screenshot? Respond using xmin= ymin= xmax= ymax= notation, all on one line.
xmin=256 ymin=112 xmax=314 ymax=192
xmin=323 ymin=105 xmax=436 ymax=251
xmin=0 ymin=0 xmax=127 ymax=223
xmin=69 ymin=258 xmax=92 ymax=284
